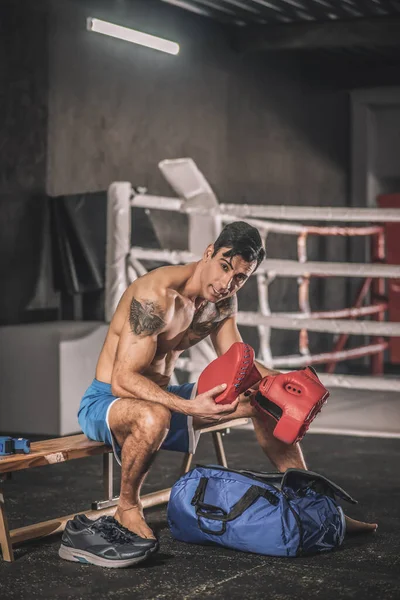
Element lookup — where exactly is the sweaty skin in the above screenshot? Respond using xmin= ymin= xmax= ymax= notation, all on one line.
xmin=95 ymin=246 xmax=377 ymax=539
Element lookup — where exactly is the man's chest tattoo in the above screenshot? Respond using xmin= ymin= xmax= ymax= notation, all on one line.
xmin=187 ymin=297 xmax=237 ymax=342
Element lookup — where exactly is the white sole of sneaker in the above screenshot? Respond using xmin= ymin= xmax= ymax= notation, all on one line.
xmin=58 ymin=543 xmax=157 ymax=568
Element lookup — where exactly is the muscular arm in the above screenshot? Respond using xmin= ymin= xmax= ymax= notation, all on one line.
xmin=111 ymin=294 xmax=191 ymax=415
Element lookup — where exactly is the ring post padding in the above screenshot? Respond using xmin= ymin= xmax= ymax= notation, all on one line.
xmin=106 ymin=182 xmax=132 ymax=323
xmin=158 ymin=158 xmax=221 ymax=379
xmin=159 ymin=157 xmax=222 ymax=256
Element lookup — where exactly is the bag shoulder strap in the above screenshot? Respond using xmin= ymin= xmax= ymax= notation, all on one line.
xmin=225 ymin=485 xmax=279 ymax=521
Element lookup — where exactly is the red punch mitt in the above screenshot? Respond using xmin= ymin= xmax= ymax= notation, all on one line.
xmin=197 ymin=342 xmax=262 ymax=405
xmin=252 ymin=367 xmax=329 ymax=444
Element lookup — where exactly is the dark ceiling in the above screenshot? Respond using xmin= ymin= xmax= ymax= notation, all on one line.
xmin=159 ymin=0 xmax=400 ymax=27
xmin=159 ymin=0 xmax=400 ymax=64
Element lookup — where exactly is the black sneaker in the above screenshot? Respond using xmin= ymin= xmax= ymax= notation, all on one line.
xmin=73 ymin=514 xmax=158 ymax=547
xmin=59 ymin=516 xmax=159 ymax=568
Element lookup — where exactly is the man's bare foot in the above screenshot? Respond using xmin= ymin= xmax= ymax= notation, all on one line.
xmin=114 ymin=505 xmax=156 ymax=540
xmin=345 ymin=514 xmax=378 ymax=534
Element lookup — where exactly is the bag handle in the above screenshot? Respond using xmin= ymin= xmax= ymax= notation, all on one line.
xmin=191 ymin=477 xmax=279 ymax=536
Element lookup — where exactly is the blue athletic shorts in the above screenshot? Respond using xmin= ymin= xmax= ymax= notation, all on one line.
xmin=78 ymin=379 xmax=200 ymax=465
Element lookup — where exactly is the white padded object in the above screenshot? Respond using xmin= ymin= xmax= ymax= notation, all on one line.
xmin=0 ymin=322 xmax=108 ymax=436
xmin=158 ymin=158 xmax=218 ymax=208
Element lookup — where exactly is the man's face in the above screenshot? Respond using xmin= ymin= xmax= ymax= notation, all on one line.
xmin=201 ymin=246 xmax=257 ymax=302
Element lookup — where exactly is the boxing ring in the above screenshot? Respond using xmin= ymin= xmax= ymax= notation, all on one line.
xmin=106 ymin=158 xmax=400 ymax=435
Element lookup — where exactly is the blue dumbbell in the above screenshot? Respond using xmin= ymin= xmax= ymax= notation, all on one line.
xmin=0 ymin=436 xmax=31 ymax=456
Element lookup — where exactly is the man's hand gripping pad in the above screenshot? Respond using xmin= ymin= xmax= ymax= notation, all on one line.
xmin=197 ymin=342 xmax=262 ymax=405
xmin=252 ymin=367 xmax=329 ymax=444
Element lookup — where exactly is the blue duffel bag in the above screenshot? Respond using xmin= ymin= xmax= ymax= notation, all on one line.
xmin=167 ymin=465 xmax=357 ymax=557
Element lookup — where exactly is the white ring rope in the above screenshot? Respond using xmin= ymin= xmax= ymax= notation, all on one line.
xmin=258 ymin=259 xmax=400 ymax=278
xmin=273 ymin=306 xmax=386 ymax=319
xmin=270 ymin=343 xmax=388 ymax=368
xmin=220 ymin=215 xmax=383 ymax=237
xmin=175 ymin=357 xmax=400 ymax=392
xmin=132 ymin=194 xmax=400 ymax=222
xmin=236 ymin=312 xmax=400 ymax=337
xmin=128 ymin=247 xmax=400 ymax=279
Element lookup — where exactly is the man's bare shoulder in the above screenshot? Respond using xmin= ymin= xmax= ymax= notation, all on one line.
xmin=128 ymin=285 xmax=177 ymax=333
xmin=128 ymin=264 xmax=189 ymax=297
xmin=112 ymin=271 xmax=176 ymax=337
xmin=127 ymin=295 xmax=168 ymax=337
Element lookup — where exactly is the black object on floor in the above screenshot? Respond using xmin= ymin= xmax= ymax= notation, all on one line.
xmin=59 ymin=515 xmax=159 ymax=568
xmin=0 ymin=431 xmax=399 ymax=600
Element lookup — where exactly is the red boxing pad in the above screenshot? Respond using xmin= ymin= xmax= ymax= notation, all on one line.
xmin=197 ymin=342 xmax=262 ymax=405
xmin=252 ymin=367 xmax=329 ymax=444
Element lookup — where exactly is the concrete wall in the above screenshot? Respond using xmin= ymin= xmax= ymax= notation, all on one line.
xmin=46 ymin=0 xmax=232 ymax=198
xmin=46 ymin=1 xmax=348 ymax=208
xmin=43 ymin=0 xmax=351 ymax=355
xmin=0 ymin=0 xmax=48 ymax=194
xmin=0 ymin=0 xmax=49 ymax=324
xmin=2 ymin=0 xmax=399 ymax=361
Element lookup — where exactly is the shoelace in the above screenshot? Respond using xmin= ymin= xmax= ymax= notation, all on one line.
xmin=91 ymin=518 xmax=133 ymax=545
xmin=105 ymin=517 xmax=147 ymax=541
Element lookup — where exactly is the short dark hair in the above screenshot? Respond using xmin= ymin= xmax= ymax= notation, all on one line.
xmin=212 ymin=221 xmax=265 ymax=270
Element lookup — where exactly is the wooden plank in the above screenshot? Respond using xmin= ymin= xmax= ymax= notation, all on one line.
xmin=238 ymin=16 xmax=400 ymax=52
xmin=8 ymin=487 xmax=172 ymax=548
xmin=8 ymin=507 xmax=116 ymax=547
xmin=0 ymin=490 xmax=14 ymax=562
xmin=199 ymin=418 xmax=249 ymax=433
xmin=0 ymin=420 xmax=248 ymax=475
xmin=0 ymin=435 xmax=110 ymax=475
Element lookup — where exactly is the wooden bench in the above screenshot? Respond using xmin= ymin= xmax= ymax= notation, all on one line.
xmin=0 ymin=419 xmax=248 ymax=562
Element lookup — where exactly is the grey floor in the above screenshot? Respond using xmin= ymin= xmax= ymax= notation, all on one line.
xmin=1 ymin=416 xmax=400 ymax=599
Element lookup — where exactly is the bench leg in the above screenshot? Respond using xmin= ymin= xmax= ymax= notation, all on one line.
xmin=103 ymin=453 xmax=114 ymax=501
xmin=180 ymin=452 xmax=193 ymax=475
xmin=92 ymin=452 xmax=118 ymax=510
xmin=212 ymin=431 xmax=228 ymax=467
xmin=0 ymin=490 xmax=14 ymax=562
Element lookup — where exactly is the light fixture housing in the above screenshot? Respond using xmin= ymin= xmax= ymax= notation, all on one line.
xmin=87 ymin=17 xmax=180 ymax=55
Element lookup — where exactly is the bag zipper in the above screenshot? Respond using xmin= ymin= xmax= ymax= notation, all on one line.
xmin=195 ymin=464 xmax=283 ymax=488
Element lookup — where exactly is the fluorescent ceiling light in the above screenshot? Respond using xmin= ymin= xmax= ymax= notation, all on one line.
xmin=87 ymin=18 xmax=180 ymax=55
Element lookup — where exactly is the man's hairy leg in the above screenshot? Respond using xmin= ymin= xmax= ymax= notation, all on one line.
xmin=194 ymin=393 xmax=377 ymax=534
xmin=108 ymin=398 xmax=171 ymax=539
xmin=252 ymin=408 xmax=377 ymax=533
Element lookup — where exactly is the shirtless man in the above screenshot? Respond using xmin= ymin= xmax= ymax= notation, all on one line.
xmin=68 ymin=221 xmax=376 ymax=567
